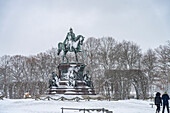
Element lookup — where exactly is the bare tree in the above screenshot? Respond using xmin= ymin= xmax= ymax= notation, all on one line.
xmin=0 ymin=55 xmax=11 ymax=98
xmin=117 ymin=40 xmax=142 ymax=70
xmin=155 ymin=41 xmax=170 ymax=92
xmin=83 ymin=37 xmax=103 ymax=93
xmin=141 ymin=49 xmax=157 ymax=98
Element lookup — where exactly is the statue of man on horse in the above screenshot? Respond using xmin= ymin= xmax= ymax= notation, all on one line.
xmin=64 ymin=28 xmax=77 ymax=52
xmin=57 ymin=28 xmax=85 ymax=63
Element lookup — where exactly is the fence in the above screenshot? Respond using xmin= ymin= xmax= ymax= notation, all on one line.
xmin=61 ymin=107 xmax=113 ymax=113
xmin=35 ymin=95 xmax=111 ymax=101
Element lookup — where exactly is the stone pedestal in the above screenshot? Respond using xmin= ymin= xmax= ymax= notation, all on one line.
xmin=48 ymin=63 xmax=95 ymax=95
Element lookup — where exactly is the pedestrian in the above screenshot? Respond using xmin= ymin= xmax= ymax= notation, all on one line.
xmin=162 ymin=92 xmax=169 ymax=113
xmin=155 ymin=92 xmax=162 ymax=113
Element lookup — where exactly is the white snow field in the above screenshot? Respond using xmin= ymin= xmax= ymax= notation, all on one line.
xmin=0 ymin=98 xmax=156 ymax=113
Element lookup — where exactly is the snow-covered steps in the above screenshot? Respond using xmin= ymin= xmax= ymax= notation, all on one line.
xmin=47 ymin=81 xmax=95 ymax=95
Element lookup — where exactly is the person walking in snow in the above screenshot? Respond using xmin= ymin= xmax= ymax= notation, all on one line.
xmin=155 ymin=92 xmax=162 ymax=113
xmin=162 ymin=92 xmax=169 ymax=113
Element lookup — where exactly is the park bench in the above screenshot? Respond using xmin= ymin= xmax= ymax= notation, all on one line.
xmin=61 ymin=107 xmax=113 ymax=113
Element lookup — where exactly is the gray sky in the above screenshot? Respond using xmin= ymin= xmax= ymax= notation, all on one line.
xmin=0 ymin=0 xmax=170 ymax=56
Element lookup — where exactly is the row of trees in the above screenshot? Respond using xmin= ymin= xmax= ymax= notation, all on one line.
xmin=0 ymin=37 xmax=169 ymax=99
xmin=84 ymin=37 xmax=169 ymax=99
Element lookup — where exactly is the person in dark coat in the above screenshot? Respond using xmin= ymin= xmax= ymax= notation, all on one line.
xmin=155 ymin=92 xmax=162 ymax=113
xmin=162 ymin=92 xmax=169 ymax=113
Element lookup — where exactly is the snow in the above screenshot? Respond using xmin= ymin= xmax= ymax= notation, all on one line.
xmin=0 ymin=98 xmax=155 ymax=113
xmin=64 ymin=91 xmax=77 ymax=94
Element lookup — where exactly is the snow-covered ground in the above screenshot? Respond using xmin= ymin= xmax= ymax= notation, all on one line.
xmin=0 ymin=98 xmax=156 ymax=113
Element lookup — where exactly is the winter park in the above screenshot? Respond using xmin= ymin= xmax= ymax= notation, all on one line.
xmin=0 ymin=0 xmax=170 ymax=113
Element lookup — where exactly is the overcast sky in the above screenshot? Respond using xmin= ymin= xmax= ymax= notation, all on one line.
xmin=0 ymin=0 xmax=170 ymax=56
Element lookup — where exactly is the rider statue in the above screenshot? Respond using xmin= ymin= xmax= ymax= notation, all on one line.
xmin=64 ymin=28 xmax=76 ymax=52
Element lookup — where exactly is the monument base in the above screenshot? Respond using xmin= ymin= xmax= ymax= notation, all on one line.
xmin=47 ymin=63 xmax=95 ymax=95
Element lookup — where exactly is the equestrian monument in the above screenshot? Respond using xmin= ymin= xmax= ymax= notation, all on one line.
xmin=48 ymin=28 xmax=95 ymax=95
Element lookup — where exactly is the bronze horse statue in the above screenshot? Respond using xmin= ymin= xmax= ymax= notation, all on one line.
xmin=57 ymin=35 xmax=84 ymax=63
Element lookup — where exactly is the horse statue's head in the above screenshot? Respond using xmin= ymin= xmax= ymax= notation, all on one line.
xmin=77 ymin=35 xmax=85 ymax=45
